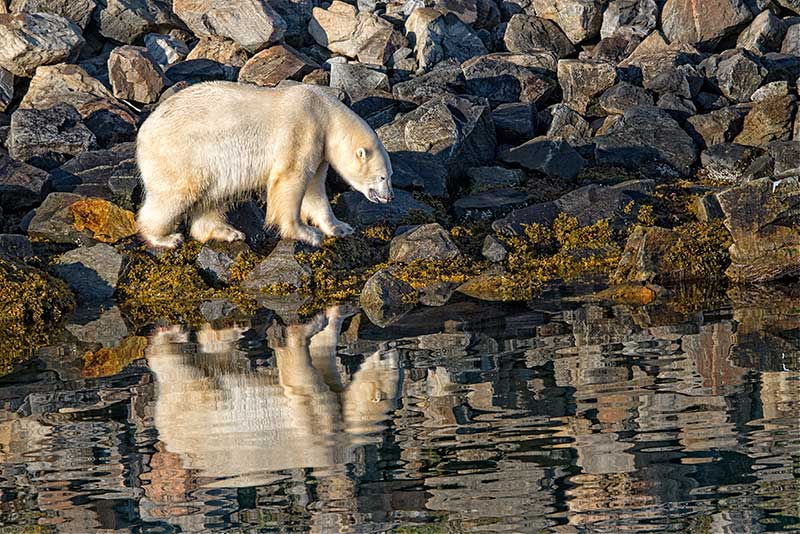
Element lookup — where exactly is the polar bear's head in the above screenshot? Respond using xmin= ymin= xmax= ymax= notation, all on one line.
xmin=332 ymin=128 xmax=394 ymax=204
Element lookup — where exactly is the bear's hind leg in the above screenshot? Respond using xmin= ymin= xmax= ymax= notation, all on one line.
xmin=267 ymin=173 xmax=323 ymax=247
xmin=137 ymin=192 xmax=187 ymax=249
xmin=189 ymin=208 xmax=245 ymax=243
xmin=300 ymin=163 xmax=354 ymax=239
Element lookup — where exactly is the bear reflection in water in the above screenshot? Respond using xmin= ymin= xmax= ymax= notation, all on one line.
xmin=146 ymin=306 xmax=401 ymax=487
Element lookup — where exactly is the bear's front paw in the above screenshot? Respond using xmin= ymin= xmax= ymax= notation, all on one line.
xmin=330 ymin=221 xmax=354 ymax=238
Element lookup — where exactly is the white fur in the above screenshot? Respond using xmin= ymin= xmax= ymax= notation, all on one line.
xmin=135 ymin=82 xmax=394 ymax=248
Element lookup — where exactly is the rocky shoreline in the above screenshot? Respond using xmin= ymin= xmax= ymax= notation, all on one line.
xmin=1 ymin=0 xmax=799 ymax=366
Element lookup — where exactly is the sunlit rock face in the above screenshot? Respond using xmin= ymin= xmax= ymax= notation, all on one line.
xmin=146 ymin=306 xmax=401 ymax=487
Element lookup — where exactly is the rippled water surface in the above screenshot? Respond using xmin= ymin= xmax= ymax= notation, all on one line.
xmin=0 ymin=291 xmax=798 ymax=533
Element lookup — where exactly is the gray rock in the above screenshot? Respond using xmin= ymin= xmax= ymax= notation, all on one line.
xmin=781 ymin=23 xmax=800 ymax=55
xmin=598 ymin=82 xmax=654 ymax=115
xmin=734 ymin=94 xmax=796 ymax=147
xmin=392 ymin=62 xmax=465 ymax=104
xmin=0 ymin=234 xmax=33 ymax=260
xmin=461 ymin=52 xmax=558 ymax=106
xmin=662 ymin=0 xmax=752 ymax=49
xmin=686 ymin=106 xmax=747 ymax=148
xmin=696 ymin=91 xmax=732 ymax=112
xmin=0 ymin=67 xmax=11 ymax=112
xmin=466 ymin=166 xmax=524 ymax=193
xmin=533 ymin=0 xmax=603 ymax=44
xmin=66 ymin=306 xmax=128 ymax=347
xmin=268 ymin=0 xmax=313 ymax=41
xmin=767 ymin=139 xmax=800 ymax=177
xmin=546 ymin=103 xmax=591 ymax=143
xmin=585 ymin=33 xmax=640 ymax=64
xmin=642 ymin=63 xmax=703 ymax=99
xmin=751 ymin=80 xmax=789 ymax=102
xmin=199 ymin=298 xmax=243 ymax=322
xmin=239 ymin=44 xmax=319 ymax=87
xmin=0 ymin=12 xmax=84 ymax=77
xmin=0 ymin=152 xmax=49 ymax=210
xmin=557 ymin=59 xmax=617 ymax=114
xmin=693 ymin=192 xmax=724 ymax=222
xmin=453 ymin=188 xmax=530 ymax=219
xmin=174 ymin=0 xmax=285 ymax=53
xmin=22 ymin=192 xmax=96 ymax=244
xmin=330 ymin=63 xmax=390 ymax=101
xmin=482 ymin=234 xmax=507 ymax=261
xmin=737 ymin=10 xmax=786 ymax=54
xmin=417 ymin=281 xmax=457 ymax=306
xmin=360 ymin=269 xmax=416 ymax=327
xmin=186 ymin=35 xmax=249 ymax=67
xmin=594 ymin=106 xmax=698 ymax=177
xmin=351 ymin=91 xmax=414 ymax=129
xmin=108 ymin=45 xmax=167 ymax=104
xmin=656 ymin=92 xmax=696 ymax=119
xmin=715 ymin=50 xmax=766 ymax=103
xmin=491 ymin=102 xmax=537 ymax=140
xmin=9 ymin=0 xmax=96 ymax=28
xmin=405 ymin=8 xmax=487 ymax=71
xmin=503 ymin=14 xmax=575 ymax=58
xmin=94 ymin=0 xmax=182 ymax=44
xmin=387 ymin=151 xmax=449 ymax=198
xmin=700 ymin=142 xmax=762 ymax=181
xmin=8 ymin=104 xmax=96 ymax=171
xmin=144 ymin=33 xmax=189 ymax=67
xmin=54 ymin=243 xmax=121 ymax=302
xmin=761 ymin=51 xmax=800 ymax=83
xmin=242 ymin=240 xmax=312 ymax=291
xmin=333 ymin=189 xmax=435 ymax=227
xmin=389 ymin=223 xmax=460 ymax=262
xmin=740 ymin=153 xmax=775 ymax=181
xmin=500 ymin=136 xmax=586 ymax=180
xmin=197 ymin=240 xmax=251 ymax=286
xmin=601 ymin=0 xmax=657 ymax=39
xmin=165 ymin=59 xmax=239 ymax=85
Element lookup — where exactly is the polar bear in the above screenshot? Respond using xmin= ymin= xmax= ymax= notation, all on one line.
xmin=135 ymin=82 xmax=394 ymax=248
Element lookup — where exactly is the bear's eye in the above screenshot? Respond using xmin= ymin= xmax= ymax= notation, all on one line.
xmin=379 ymin=176 xmax=386 ymax=181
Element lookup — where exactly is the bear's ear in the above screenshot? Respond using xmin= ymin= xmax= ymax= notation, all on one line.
xmin=356 ymin=147 xmax=368 ymax=162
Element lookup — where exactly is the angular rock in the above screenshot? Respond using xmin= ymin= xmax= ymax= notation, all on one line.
xmin=557 ymin=59 xmax=617 ymax=114
xmin=8 ymin=104 xmax=96 ymax=171
xmin=734 ymin=94 xmax=796 ymax=147
xmin=461 ymin=52 xmax=558 ymax=106
xmin=386 ymin=151 xmax=449 ymax=197
xmin=598 ymin=82 xmax=653 ymax=115
xmin=174 ymin=0 xmax=285 ymax=53
xmin=0 ymin=233 xmax=33 ymax=260
xmin=54 ymin=243 xmax=121 ymax=302
xmin=693 ymin=192 xmax=724 ymax=222
xmin=737 ymin=10 xmax=786 ymax=54
xmin=199 ymin=298 xmax=243 ymax=322
xmin=21 ymin=193 xmax=90 ymax=244
xmin=405 ymin=7 xmax=486 ymax=71
xmin=586 ymin=33 xmax=640 ymax=64
xmin=9 ymin=0 xmax=96 ymax=28
xmin=768 ymin=140 xmax=800 ymax=177
xmin=700 ymin=142 xmax=762 ymax=181
xmin=0 ymin=67 xmax=11 ymax=112
xmin=696 ymin=91 xmax=732 ymax=112
xmin=466 ymin=166 xmax=524 ymax=193
xmin=546 ymin=103 xmax=591 ymax=143
xmin=333 ymin=190 xmax=435 ymax=227
xmin=239 ymin=44 xmax=319 ymax=87
xmin=268 ymin=0 xmax=313 ymax=41
xmin=108 ymin=45 xmax=166 ymax=104
xmin=600 ymin=0 xmax=657 ymax=39
xmin=186 ymin=36 xmax=249 ymax=67
xmin=782 ymin=23 xmax=800 ymax=55
xmin=196 ymin=240 xmax=251 ymax=286
xmin=94 ymin=0 xmax=182 ymax=44
xmin=453 ymin=188 xmax=530 ymax=219
xmin=686 ymin=106 xmax=747 ymax=148
xmin=350 ymin=91 xmax=413 ymax=129
xmin=642 ymin=62 xmax=703 ymax=99
xmin=717 ymin=177 xmax=800 ymax=282
xmin=360 ymin=269 xmax=416 ymax=327
xmin=329 ymin=63 xmax=389 ymax=101
xmin=761 ymin=51 xmax=800 ymax=83
xmin=662 ymin=0 xmax=752 ymax=49
xmin=164 ymin=58 xmax=238 ymax=86
xmin=612 ymin=225 xmax=681 ymax=283
xmin=242 ymin=240 xmax=312 ymax=291
xmin=715 ymin=50 xmax=766 ymax=103
xmin=503 ymin=14 xmax=575 ymax=58
xmin=533 ymin=0 xmax=603 ymax=44
xmin=66 ymin=197 xmax=137 ymax=243
xmin=595 ymin=106 xmax=698 ymax=177
xmin=656 ymin=92 xmax=696 ymax=119
xmin=751 ymin=80 xmax=789 ymax=102
xmin=389 ymin=223 xmax=460 ymax=262
xmin=500 ymin=136 xmax=585 ymax=180
xmin=0 ymin=152 xmax=49 ymax=210
xmin=482 ymin=234 xmax=507 ymax=261
xmin=392 ymin=61 xmax=465 ymax=104
xmin=144 ymin=33 xmax=189 ymax=68
xmin=0 ymin=12 xmax=84 ymax=77
xmin=491 ymin=102 xmax=536 ymax=141
xmin=311 ymin=1 xmax=406 ymax=65
xmin=66 ymin=306 xmax=129 ymax=347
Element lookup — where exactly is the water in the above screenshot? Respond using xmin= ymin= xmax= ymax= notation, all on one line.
xmin=0 ymin=290 xmax=798 ymax=533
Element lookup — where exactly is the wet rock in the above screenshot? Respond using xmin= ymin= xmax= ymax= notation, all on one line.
xmin=174 ymin=0 xmax=285 ymax=53
xmin=333 ymin=190 xmax=435 ymax=227
xmin=405 ymin=8 xmax=487 ymax=71
xmin=389 ymin=223 xmax=460 ymax=262
xmin=0 ymin=234 xmax=33 ymax=260
xmin=612 ymin=225 xmax=680 ymax=283
xmin=417 ymin=281 xmax=457 ymax=306
xmin=461 ymin=52 xmax=558 ymax=106
xmin=196 ymin=240 xmax=251 ymax=287
xmin=392 ymin=62 xmax=465 ymax=104
xmin=239 ymin=44 xmax=319 ymax=87
xmin=360 ymin=269 xmax=416 ymax=327
xmin=453 ymin=188 xmax=529 ymax=219
xmin=503 ymin=14 xmax=575 ymax=58
xmin=500 ymin=136 xmax=585 ymax=180
xmin=781 ymin=23 xmax=800 ymax=55
xmin=717 ymin=176 xmax=800 ymax=282
xmin=594 ymin=106 xmax=697 ymax=177
xmin=66 ymin=306 xmax=128 ymax=347
xmin=715 ymin=50 xmax=766 ymax=103
xmin=533 ymin=0 xmax=603 ymax=44
xmin=751 ymin=80 xmax=789 ymax=102
xmin=227 ymin=199 xmax=271 ymax=251
xmin=700 ymin=142 xmax=762 ymax=181
xmin=0 ymin=152 xmax=48 ymax=210
xmin=600 ymin=0 xmax=657 ymax=39
xmin=144 ymin=33 xmax=189 ymax=68
xmin=54 ymin=243 xmax=122 ymax=302
xmin=8 ymin=104 xmax=96 ymax=171
xmin=330 ymin=63 xmax=389 ymax=101
xmin=0 ymin=67 xmax=12 ymax=112
xmin=662 ymin=0 xmax=752 ymax=49
xmin=165 ymin=59 xmax=238 ymax=85
xmin=377 ymin=93 xmax=495 ymax=179
xmin=9 ymin=0 xmax=96 ymax=28
xmin=737 ymin=10 xmax=786 ymax=54
xmin=685 ymin=106 xmax=747 ymax=148
xmin=598 ymin=82 xmax=653 ymax=115
xmin=310 ymin=1 xmax=406 ymax=65
xmin=546 ymin=103 xmax=591 ymax=143
xmin=466 ymin=166 xmax=524 ymax=193
xmin=768 ymin=140 xmax=800 ymax=177
xmin=242 ymin=240 xmax=312 ymax=291
xmin=557 ymin=59 xmax=617 ymax=114
xmin=482 ymin=234 xmax=507 ymax=261
xmin=108 ymin=45 xmax=167 ymax=104
xmin=491 ymin=102 xmax=537 ymax=141
xmin=734 ymin=94 xmax=796 ymax=147
xmin=186 ymin=36 xmax=249 ymax=67
xmin=199 ymin=298 xmax=243 ymax=322
xmin=0 ymin=12 xmax=84 ymax=77
xmin=94 ymin=0 xmax=181 ymax=44
xmin=66 ymin=197 xmax=137 ymax=243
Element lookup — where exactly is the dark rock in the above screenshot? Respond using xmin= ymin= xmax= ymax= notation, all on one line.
xmin=174 ymin=0 xmax=285 ymax=53
xmin=54 ymin=243 xmax=122 ymax=302
xmin=239 ymin=44 xmax=319 ymax=87
xmin=642 ymin=63 xmax=703 ymax=99
xmin=329 ymin=63 xmax=389 ymax=101
xmin=715 ymin=50 xmax=767 ymax=103
xmin=761 ymin=52 xmax=800 ymax=83
xmin=269 ymin=0 xmax=313 ymax=42
xmin=144 ymin=33 xmax=189 ymax=68
xmin=66 ymin=306 xmax=128 ymax=347
xmin=686 ymin=106 xmax=748 ymax=148
xmin=533 ymin=0 xmax=603 ymax=44
xmin=9 ymin=0 xmax=97 ymax=29
xmin=0 ymin=234 xmax=33 ymax=260
xmin=594 ymin=106 xmax=698 ymax=177
xmin=418 ymin=281 xmax=457 ymax=307
xmin=389 ymin=223 xmax=460 ymax=262
xmin=334 ymin=190 xmax=435 ymax=227
xmin=453 ymin=188 xmax=530 ymax=219
xmin=0 ymin=67 xmax=11 ymax=112
xmin=242 ymin=240 xmax=312 ymax=291
xmin=700 ymin=142 xmax=762 ymax=181
xmin=466 ymin=166 xmax=524 ymax=193
xmin=598 ymin=82 xmax=654 ymax=115
xmin=8 ymin=104 xmax=96 ymax=171
xmin=500 ymin=136 xmax=586 ymax=180
xmin=197 ymin=240 xmax=251 ymax=287
xmin=740 ymin=153 xmax=775 ymax=181
xmin=503 ymin=14 xmax=575 ymax=58
xmin=108 ymin=45 xmax=167 ymax=104
xmin=601 ymin=0 xmax=657 ymax=39
xmin=94 ymin=0 xmax=182 ymax=44
xmin=165 ymin=59 xmax=238 ymax=85
xmin=737 ymin=10 xmax=786 ymax=54
xmin=546 ymin=103 xmax=591 ymax=143
xmin=734 ymin=94 xmax=796 ymax=146
xmin=662 ymin=0 xmax=752 ymax=49
xmin=0 ymin=12 xmax=83 ymax=78
xmin=557 ymin=59 xmax=617 ymax=114
xmin=351 ymin=91 xmax=414 ymax=129
xmin=696 ymin=91 xmax=731 ymax=112
xmin=21 ymin=192 xmax=94 ymax=244
xmin=656 ymin=92 xmax=696 ymax=120
xmin=392 ymin=62 xmax=465 ymax=104
xmin=360 ymin=269 xmax=416 ymax=327
xmin=768 ymin=140 xmax=800 ymax=177
xmin=405 ymin=8 xmax=487 ymax=71
xmin=0 ymin=152 xmax=49 ymax=210
xmin=781 ymin=23 xmax=800 ymax=55
xmin=612 ymin=225 xmax=681 ymax=283
xmin=199 ymin=298 xmax=243 ymax=322
xmin=586 ymin=33 xmax=640 ymax=64
xmin=693 ymin=192 xmax=724 ymax=222
xmin=227 ymin=199 xmax=272 ymax=252
xmin=482 ymin=234 xmax=507 ymax=261
xmin=186 ymin=36 xmax=249 ymax=67
xmin=717 ymin=176 xmax=800 ymax=282
xmin=461 ymin=52 xmax=558 ymax=106
xmin=491 ymin=102 xmax=537 ymax=140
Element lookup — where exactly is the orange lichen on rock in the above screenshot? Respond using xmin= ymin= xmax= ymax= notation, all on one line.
xmin=82 ymin=335 xmax=148 ymax=378
xmin=70 ymin=198 xmax=137 ymax=243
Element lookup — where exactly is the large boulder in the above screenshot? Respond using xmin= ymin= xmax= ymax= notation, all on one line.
xmin=392 ymin=62 xmax=465 ymax=104
xmin=242 ymin=240 xmax=312 ymax=291
xmin=598 ymin=82 xmax=654 ymax=115
xmin=54 ymin=243 xmax=122 ymax=302
xmin=186 ymin=35 xmax=249 ymax=67
xmin=107 ymin=45 xmax=167 ymax=104
xmin=782 ymin=23 xmax=800 ymax=55
xmin=404 ymin=7 xmax=486 ymax=71
xmin=0 ymin=12 xmax=83 ymax=77
xmin=600 ymin=0 xmax=657 ymax=39
xmin=174 ymin=0 xmax=285 ymax=53
xmin=21 ymin=192 xmax=92 ymax=244
xmin=557 ymin=59 xmax=617 ymax=114
xmin=686 ymin=106 xmax=747 ymax=148
xmin=546 ymin=103 xmax=591 ymax=143
xmin=700 ymin=142 xmax=762 ymax=181
xmin=533 ymin=0 xmax=603 ymax=44
xmin=360 ymin=269 xmax=416 ymax=327
xmin=717 ymin=177 xmax=800 ymax=282
xmin=461 ymin=52 xmax=558 ymax=106
xmin=239 ymin=44 xmax=319 ymax=87
xmin=0 ymin=152 xmax=49 ymax=211
xmin=333 ymin=190 xmax=435 ymax=227
xmin=612 ymin=225 xmax=681 ymax=283
xmin=737 ymin=10 xmax=786 ymax=54
xmin=714 ymin=49 xmax=766 ymax=103
xmin=389 ymin=223 xmax=460 ymax=262
xmin=329 ymin=63 xmax=389 ymax=101
xmin=499 ymin=136 xmax=586 ymax=180
xmin=734 ymin=94 xmax=796 ymax=147
xmin=492 ymin=101 xmax=537 ymax=140
xmin=661 ymin=0 xmax=752 ymax=49
xmin=9 ymin=0 xmax=97 ymax=29
xmin=503 ymin=14 xmax=575 ymax=58
xmin=93 ymin=0 xmax=182 ymax=44
xmin=268 ymin=0 xmax=313 ymax=41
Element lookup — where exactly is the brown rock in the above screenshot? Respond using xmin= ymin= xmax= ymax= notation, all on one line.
xmin=238 ymin=44 xmax=318 ymax=87
xmin=734 ymin=94 xmax=796 ymax=147
xmin=9 ymin=0 xmax=97 ymax=29
xmin=662 ymin=0 xmax=752 ymax=49
xmin=613 ymin=225 xmax=680 ymax=283
xmin=186 ymin=36 xmax=250 ymax=67
xmin=108 ymin=45 xmax=167 ymax=103
xmin=70 ymin=197 xmax=137 ymax=243
xmin=174 ymin=0 xmax=285 ymax=53
xmin=0 ymin=12 xmax=84 ymax=77
xmin=557 ymin=59 xmax=617 ymax=114
xmin=533 ymin=0 xmax=603 ymax=44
